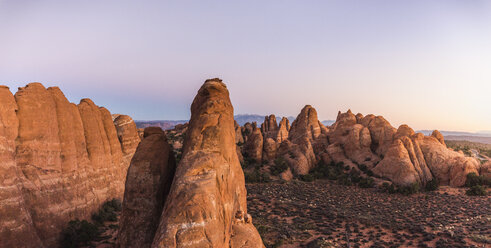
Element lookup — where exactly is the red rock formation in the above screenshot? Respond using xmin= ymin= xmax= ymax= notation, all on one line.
xmin=152 ymin=79 xmax=263 ymax=247
xmin=244 ymin=123 xmax=263 ymax=163
xmin=261 ymin=114 xmax=278 ymax=140
xmin=282 ymin=105 xmax=324 ymax=174
xmin=235 ymin=120 xmax=244 ymax=144
xmin=118 ymin=127 xmax=175 ymax=248
xmin=0 ymin=86 xmax=43 ymax=248
xmin=262 ymin=138 xmax=278 ymax=161
xmin=0 ymin=83 xmax=139 ymax=247
xmin=276 ymin=117 xmax=290 ymax=143
xmin=328 ymin=110 xmax=480 ymax=186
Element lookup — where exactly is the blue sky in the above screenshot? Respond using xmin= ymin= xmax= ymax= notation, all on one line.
xmin=1 ymin=0 xmax=490 ymax=131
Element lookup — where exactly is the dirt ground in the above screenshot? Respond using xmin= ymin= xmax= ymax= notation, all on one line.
xmin=246 ymin=180 xmax=490 ymax=248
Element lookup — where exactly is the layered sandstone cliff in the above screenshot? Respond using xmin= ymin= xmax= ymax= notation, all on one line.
xmin=0 ymin=83 xmax=140 ymax=247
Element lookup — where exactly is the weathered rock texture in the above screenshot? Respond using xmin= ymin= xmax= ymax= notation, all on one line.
xmin=281 ymin=105 xmax=325 ymax=175
xmin=0 ymin=83 xmax=140 ymax=247
xmin=151 ymin=79 xmax=263 ymax=247
xmin=118 ymin=127 xmax=175 ymax=248
xmin=327 ymin=110 xmax=480 ymax=186
xmin=234 ymin=106 xmax=484 ymax=187
xmin=244 ymin=123 xmax=263 ymax=163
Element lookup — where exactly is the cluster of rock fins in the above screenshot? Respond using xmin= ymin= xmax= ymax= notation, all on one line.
xmin=238 ymin=105 xmax=490 ymax=186
xmin=0 ymin=83 xmax=141 ymax=247
xmin=1 ymin=79 xmax=489 ymax=248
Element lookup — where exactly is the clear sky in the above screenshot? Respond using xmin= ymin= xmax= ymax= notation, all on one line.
xmin=1 ymin=0 xmax=490 ymax=132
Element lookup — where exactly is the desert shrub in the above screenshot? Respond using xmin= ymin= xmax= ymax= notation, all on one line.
xmin=366 ymin=170 xmax=374 ymax=177
xmin=398 ymin=183 xmax=421 ymax=195
xmin=245 ymin=170 xmax=271 ymax=183
xmin=299 ymin=174 xmax=314 ymax=182
xmin=92 ymin=199 xmax=121 ymax=224
xmin=466 ymin=185 xmax=488 ymax=196
xmin=348 ymin=169 xmax=362 ymax=183
xmin=465 ymin=173 xmax=491 ymax=187
xmin=424 ymin=178 xmax=439 ymax=191
xmin=381 ymin=182 xmax=397 ymax=194
xmin=271 ymin=158 xmax=289 ymax=176
xmin=241 ymin=157 xmax=259 ymax=169
xmin=358 ymin=164 xmax=368 ymax=172
xmin=60 ymin=219 xmax=100 ymax=248
xmin=337 ymin=174 xmax=352 ymax=186
xmin=358 ymin=177 xmax=375 ymax=188
xmin=380 ymin=182 xmax=420 ymax=195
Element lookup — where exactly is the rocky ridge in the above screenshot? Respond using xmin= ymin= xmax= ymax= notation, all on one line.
xmin=0 ymin=83 xmax=140 ymax=247
xmin=237 ymin=107 xmax=483 ymax=188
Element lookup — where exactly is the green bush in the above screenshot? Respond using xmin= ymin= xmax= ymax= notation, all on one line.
xmin=380 ymin=182 xmax=420 ymax=195
xmin=271 ymin=158 xmax=289 ymax=176
xmin=91 ymin=198 xmax=122 ymax=224
xmin=465 ymin=173 xmax=491 ymax=187
xmin=245 ymin=170 xmax=271 ymax=183
xmin=466 ymin=185 xmax=488 ymax=196
xmin=337 ymin=174 xmax=352 ymax=186
xmin=398 ymin=183 xmax=421 ymax=195
xmin=381 ymin=182 xmax=397 ymax=194
xmin=299 ymin=174 xmax=314 ymax=182
xmin=358 ymin=164 xmax=368 ymax=172
xmin=424 ymin=178 xmax=439 ymax=191
xmin=60 ymin=219 xmax=100 ymax=248
xmin=358 ymin=177 xmax=375 ymax=188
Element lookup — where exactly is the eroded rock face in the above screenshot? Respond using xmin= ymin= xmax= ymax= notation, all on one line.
xmin=118 ymin=127 xmax=175 ymax=248
xmin=327 ymin=110 xmax=480 ymax=186
xmin=0 ymin=86 xmax=43 ymax=248
xmin=276 ymin=117 xmax=290 ymax=143
xmin=244 ymin=123 xmax=263 ymax=163
xmin=235 ymin=120 xmax=245 ymax=144
xmin=0 ymin=83 xmax=139 ymax=247
xmin=152 ymin=79 xmax=263 ymax=248
xmin=283 ymin=105 xmax=323 ymax=174
xmin=261 ymin=114 xmax=278 ymax=140
xmin=419 ymin=136 xmax=478 ymax=186
xmin=262 ymin=138 xmax=278 ymax=161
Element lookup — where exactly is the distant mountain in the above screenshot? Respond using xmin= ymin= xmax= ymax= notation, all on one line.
xmin=321 ymin=120 xmax=335 ymax=126
xmin=137 ymin=115 xmax=335 ymax=129
xmin=418 ymin=130 xmax=491 ymax=137
xmin=234 ymin=114 xmax=295 ymax=126
xmin=135 ymin=120 xmax=187 ymax=130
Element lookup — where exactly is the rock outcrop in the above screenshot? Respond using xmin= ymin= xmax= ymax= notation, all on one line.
xmin=276 ymin=117 xmax=290 ymax=143
xmin=151 ymin=79 xmax=263 ymax=247
xmin=0 ymin=83 xmax=140 ymax=247
xmin=118 ymin=127 xmax=175 ymax=248
xmin=235 ymin=120 xmax=244 ymax=144
xmin=282 ymin=105 xmax=324 ymax=174
xmin=327 ymin=110 xmax=481 ymax=186
xmin=261 ymin=114 xmax=278 ymax=140
xmin=244 ymin=123 xmax=263 ymax=163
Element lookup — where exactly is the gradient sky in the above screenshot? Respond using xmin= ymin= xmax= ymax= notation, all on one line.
xmin=1 ymin=0 xmax=490 ymax=132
